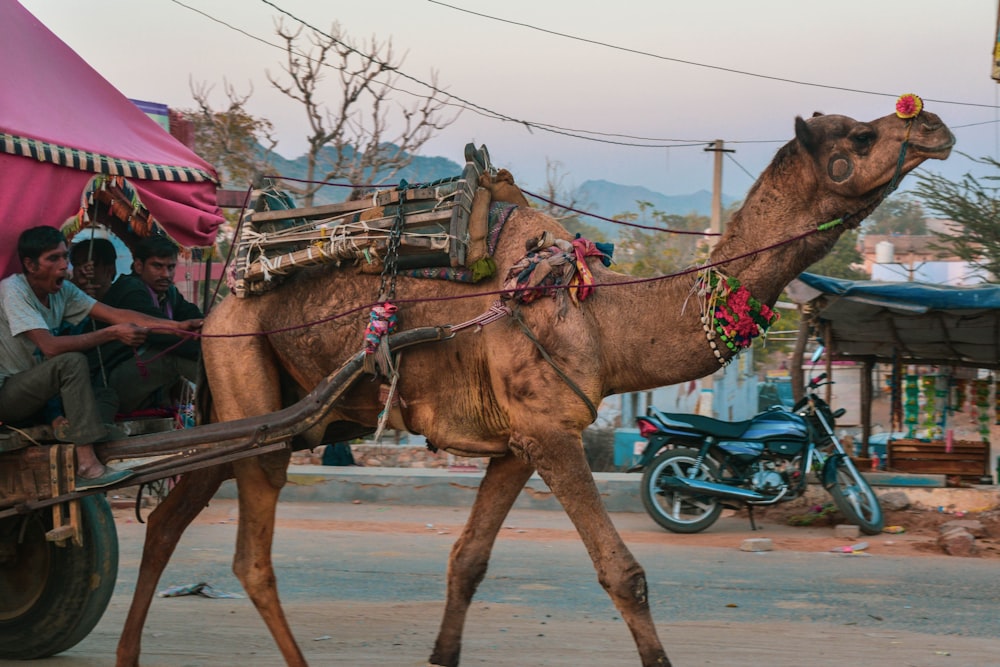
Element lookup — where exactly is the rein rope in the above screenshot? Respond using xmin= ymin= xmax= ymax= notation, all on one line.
xmin=170 ymin=107 xmax=925 ymax=420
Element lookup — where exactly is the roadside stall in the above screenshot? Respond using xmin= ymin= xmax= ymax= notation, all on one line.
xmin=787 ymin=272 xmax=1000 ymax=485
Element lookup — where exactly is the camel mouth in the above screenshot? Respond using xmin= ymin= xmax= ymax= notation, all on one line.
xmin=909 ymin=128 xmax=956 ymax=156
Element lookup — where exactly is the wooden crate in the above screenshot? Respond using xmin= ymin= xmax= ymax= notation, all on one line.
xmin=885 ymin=438 xmax=990 ymax=482
xmin=0 ymin=445 xmax=62 ymax=506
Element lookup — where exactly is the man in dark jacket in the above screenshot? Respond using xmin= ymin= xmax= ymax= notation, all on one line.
xmin=96 ymin=235 xmax=203 ymax=416
xmin=0 ymin=226 xmax=200 ymax=489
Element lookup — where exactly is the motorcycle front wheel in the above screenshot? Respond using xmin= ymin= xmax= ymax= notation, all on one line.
xmin=641 ymin=447 xmax=723 ymax=533
xmin=826 ymin=456 xmax=884 ymax=535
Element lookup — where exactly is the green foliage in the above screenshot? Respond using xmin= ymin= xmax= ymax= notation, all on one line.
xmin=613 ymin=202 xmax=708 ymax=276
xmin=177 ymin=83 xmax=277 ymax=189
xmin=752 ymin=299 xmax=800 ymax=368
xmin=563 ymin=218 xmax=609 ymax=243
xmin=913 ymin=157 xmax=1000 ymax=280
xmin=863 ymin=194 xmax=927 ymax=235
xmin=804 ymin=229 xmax=866 ymax=280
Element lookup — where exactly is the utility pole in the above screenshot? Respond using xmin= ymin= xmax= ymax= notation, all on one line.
xmin=704 ymin=139 xmax=735 ymax=247
xmin=698 ymin=139 xmax=736 ymax=418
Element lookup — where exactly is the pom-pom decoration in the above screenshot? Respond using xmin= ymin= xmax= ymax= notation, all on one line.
xmin=895 ymin=93 xmax=923 ymax=119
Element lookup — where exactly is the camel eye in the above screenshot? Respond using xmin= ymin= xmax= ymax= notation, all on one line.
xmin=851 ymin=130 xmax=875 ymax=152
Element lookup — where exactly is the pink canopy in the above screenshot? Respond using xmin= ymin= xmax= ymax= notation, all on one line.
xmin=0 ymin=1 xmax=224 ymax=279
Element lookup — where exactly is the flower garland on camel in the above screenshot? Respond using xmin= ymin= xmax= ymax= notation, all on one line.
xmin=696 ymin=267 xmax=779 ymax=366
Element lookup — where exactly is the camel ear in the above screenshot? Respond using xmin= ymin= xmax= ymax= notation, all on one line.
xmin=811 ymin=111 xmax=824 ymax=117
xmin=795 ymin=116 xmax=819 ymax=153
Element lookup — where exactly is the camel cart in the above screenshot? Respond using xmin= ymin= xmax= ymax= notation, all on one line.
xmin=0 ymin=140 xmax=492 ymax=658
xmin=0 ymin=325 xmax=450 ymax=659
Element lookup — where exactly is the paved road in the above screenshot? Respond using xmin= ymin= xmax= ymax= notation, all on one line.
xmin=26 ymin=500 xmax=1000 ymax=667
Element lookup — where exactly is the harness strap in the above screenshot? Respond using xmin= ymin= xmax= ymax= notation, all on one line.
xmin=510 ymin=309 xmax=599 ymax=423
xmin=448 ymin=300 xmax=512 ymax=333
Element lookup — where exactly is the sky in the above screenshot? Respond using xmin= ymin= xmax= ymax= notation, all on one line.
xmin=18 ymin=0 xmax=1000 ymax=200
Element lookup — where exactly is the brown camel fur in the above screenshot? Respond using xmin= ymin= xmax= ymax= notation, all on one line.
xmin=115 ymin=108 xmax=953 ymax=667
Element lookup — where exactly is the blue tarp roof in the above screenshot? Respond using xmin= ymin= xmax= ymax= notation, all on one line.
xmin=787 ymin=272 xmax=1000 ymax=369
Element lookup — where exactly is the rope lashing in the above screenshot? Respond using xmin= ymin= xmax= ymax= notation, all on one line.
xmin=448 ymin=300 xmax=512 ymax=333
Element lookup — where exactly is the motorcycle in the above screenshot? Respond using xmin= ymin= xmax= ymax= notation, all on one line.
xmin=634 ymin=371 xmax=884 ymax=535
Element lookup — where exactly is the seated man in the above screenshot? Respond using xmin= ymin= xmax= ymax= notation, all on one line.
xmin=41 ymin=237 xmax=121 ymax=432
xmin=70 ymin=237 xmax=118 ymax=300
xmin=0 ymin=226 xmax=202 ymax=489
xmin=96 ymin=235 xmax=203 ymax=416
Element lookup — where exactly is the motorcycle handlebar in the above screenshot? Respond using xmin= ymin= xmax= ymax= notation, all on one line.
xmin=808 ymin=372 xmax=830 ymax=388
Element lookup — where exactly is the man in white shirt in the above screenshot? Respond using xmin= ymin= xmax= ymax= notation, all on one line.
xmin=0 ymin=226 xmax=202 ymax=490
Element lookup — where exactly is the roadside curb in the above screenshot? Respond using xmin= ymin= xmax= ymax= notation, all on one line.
xmin=211 ymin=465 xmax=1000 ymax=514
xmin=215 ymin=465 xmax=641 ymax=512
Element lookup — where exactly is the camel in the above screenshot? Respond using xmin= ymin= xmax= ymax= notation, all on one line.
xmin=115 ymin=103 xmax=953 ymax=667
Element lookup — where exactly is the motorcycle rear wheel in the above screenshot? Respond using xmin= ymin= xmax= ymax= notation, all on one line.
xmin=641 ymin=447 xmax=723 ymax=533
xmin=827 ymin=456 xmax=884 ymax=535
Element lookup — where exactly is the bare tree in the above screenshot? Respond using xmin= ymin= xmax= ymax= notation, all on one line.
xmin=268 ymin=20 xmax=457 ymax=207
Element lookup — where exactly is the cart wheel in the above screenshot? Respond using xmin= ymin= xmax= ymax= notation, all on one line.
xmin=0 ymin=494 xmax=119 ymax=659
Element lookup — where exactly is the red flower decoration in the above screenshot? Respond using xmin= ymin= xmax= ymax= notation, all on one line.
xmin=895 ymin=94 xmax=923 ymax=120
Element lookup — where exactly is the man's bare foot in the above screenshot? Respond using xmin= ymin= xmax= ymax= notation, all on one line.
xmin=77 ymin=463 xmax=108 ymax=479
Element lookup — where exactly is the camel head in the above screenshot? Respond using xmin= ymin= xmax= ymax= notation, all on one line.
xmin=711 ymin=99 xmax=953 ymax=307
xmin=792 ymin=103 xmax=954 ymax=228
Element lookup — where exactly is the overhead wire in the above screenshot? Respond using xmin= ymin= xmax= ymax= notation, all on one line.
xmin=252 ymin=0 xmax=717 ymax=149
xmin=427 ymin=0 xmax=1000 ymax=111
xmin=163 ymin=0 xmax=750 ymax=149
xmin=170 ymin=0 xmax=1000 ymax=156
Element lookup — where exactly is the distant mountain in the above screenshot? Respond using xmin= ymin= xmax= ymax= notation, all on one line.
xmin=543 ymin=180 xmax=736 ymax=240
xmin=576 ymin=180 xmax=738 ymax=217
xmin=268 ymin=148 xmax=465 ymax=206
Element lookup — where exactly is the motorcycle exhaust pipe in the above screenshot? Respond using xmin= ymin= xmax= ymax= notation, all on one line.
xmin=660 ymin=476 xmax=768 ymax=502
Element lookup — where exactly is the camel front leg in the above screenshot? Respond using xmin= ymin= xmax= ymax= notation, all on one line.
xmin=230 ymin=450 xmax=307 ymax=667
xmin=429 ymin=453 xmax=535 ymax=667
xmin=116 ymin=465 xmax=229 ymax=667
xmin=512 ymin=430 xmax=671 ymax=667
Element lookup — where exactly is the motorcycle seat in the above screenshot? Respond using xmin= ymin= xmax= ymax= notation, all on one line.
xmin=648 ymin=408 xmax=753 ymax=439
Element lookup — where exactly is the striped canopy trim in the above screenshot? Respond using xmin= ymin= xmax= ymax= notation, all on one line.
xmin=0 ymin=132 xmax=217 ymax=183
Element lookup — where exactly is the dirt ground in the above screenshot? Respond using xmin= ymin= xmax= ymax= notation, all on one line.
xmin=29 ymin=497 xmax=1000 ymax=667
xmin=229 ymin=500 xmax=1000 ymax=560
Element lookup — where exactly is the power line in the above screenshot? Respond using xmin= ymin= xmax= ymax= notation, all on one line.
xmin=170 ymin=0 xmax=1000 ymax=158
xmin=251 ymin=0 xmax=721 ymax=149
xmin=427 ymin=0 xmax=1000 ymax=111
xmin=172 ymin=0 xmax=792 ymax=149
xmin=725 ymin=153 xmax=757 ymax=182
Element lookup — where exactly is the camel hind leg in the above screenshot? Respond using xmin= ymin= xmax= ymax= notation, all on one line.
xmin=115 ymin=465 xmax=229 ymax=667
xmin=429 ymin=453 xmax=535 ymax=667
xmin=511 ymin=429 xmax=671 ymax=667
